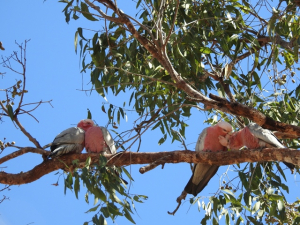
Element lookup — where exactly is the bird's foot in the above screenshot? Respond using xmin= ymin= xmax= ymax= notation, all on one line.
xmin=176 ymin=191 xmax=187 ymax=203
xmin=218 ymin=135 xmax=228 ymax=147
xmin=167 ymin=191 xmax=187 ymax=215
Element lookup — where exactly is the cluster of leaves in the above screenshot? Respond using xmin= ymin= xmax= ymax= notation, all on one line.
xmin=64 ymin=156 xmax=147 ymax=225
xmin=191 ymin=162 xmax=300 ymax=225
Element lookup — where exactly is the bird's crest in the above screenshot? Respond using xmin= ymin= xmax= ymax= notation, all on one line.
xmin=217 ymin=121 xmax=232 ymax=133
xmin=77 ymin=119 xmax=94 ymax=131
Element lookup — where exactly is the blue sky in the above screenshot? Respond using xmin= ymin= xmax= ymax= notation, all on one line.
xmin=0 ymin=1 xmax=299 ymax=225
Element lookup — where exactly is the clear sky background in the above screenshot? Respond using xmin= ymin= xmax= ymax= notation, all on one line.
xmin=0 ymin=1 xmax=299 ymax=225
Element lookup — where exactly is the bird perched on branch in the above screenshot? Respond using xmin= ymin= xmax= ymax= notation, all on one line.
xmin=48 ymin=119 xmax=117 ymax=158
xmin=218 ymin=122 xmax=295 ymax=171
xmin=176 ymin=121 xmax=233 ymax=200
xmin=82 ymin=123 xmax=116 ymax=154
xmin=47 ymin=119 xmax=94 ymax=158
xmin=78 ymin=119 xmax=126 ymax=183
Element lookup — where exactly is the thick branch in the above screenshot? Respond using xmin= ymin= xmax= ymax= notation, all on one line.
xmin=273 ymin=131 xmax=299 ymax=139
xmin=0 ymin=148 xmax=298 ymax=185
xmin=209 ymin=94 xmax=300 ymax=136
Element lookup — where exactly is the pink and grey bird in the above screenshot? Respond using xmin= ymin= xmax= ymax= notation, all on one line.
xmin=177 ymin=121 xmax=233 ymax=201
xmin=77 ymin=119 xmax=116 ymax=154
xmin=78 ymin=119 xmax=127 ymax=183
xmin=218 ymin=123 xmax=295 ymax=171
xmin=48 ymin=120 xmax=94 ymax=158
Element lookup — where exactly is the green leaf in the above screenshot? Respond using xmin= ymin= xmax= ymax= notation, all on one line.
xmin=158 ymin=134 xmax=167 ymax=145
xmin=136 ymin=0 xmax=142 ymax=8
xmin=123 ymin=208 xmax=136 ymax=224
xmin=93 ymin=188 xmax=106 ymax=202
xmin=247 ymin=216 xmax=260 ymax=225
xmin=92 ymin=215 xmax=101 ymax=225
xmin=99 ymin=214 xmax=107 ymax=225
xmin=7 ymin=104 xmax=14 ymax=121
xmin=85 ymin=204 xmax=100 ymax=213
xmin=74 ymin=175 xmax=80 ymax=199
xmin=201 ymin=215 xmax=210 ymax=225
xmin=199 ymin=47 xmax=213 ymax=54
xmin=87 ymin=108 xmax=92 ymax=119
xmin=85 ymin=156 xmax=91 ymax=168
xmin=99 ymin=155 xmax=107 ymax=168
xmin=100 ymin=207 xmax=110 ymax=218
xmin=252 ymin=71 xmax=261 ymax=90
xmin=239 ymin=172 xmax=249 ymax=190
xmin=107 ymin=202 xmax=123 ymax=216
xmin=236 ymin=216 xmax=243 ymax=225
xmin=85 ymin=192 xmax=89 ymax=204
xmin=80 ymin=2 xmax=98 ymax=21
xmin=243 ymin=191 xmax=252 ymax=207
xmin=213 ymin=217 xmax=218 ymax=225
xmin=225 ymin=212 xmax=230 ymax=225
xmin=122 ymin=167 xmax=134 ymax=181
xmin=67 ymin=172 xmax=73 ymax=187
xmin=268 ymin=194 xmax=283 ymax=201
xmin=77 ymin=27 xmax=86 ymax=40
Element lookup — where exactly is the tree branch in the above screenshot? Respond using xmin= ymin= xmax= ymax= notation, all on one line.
xmin=208 ymin=94 xmax=300 ymax=136
xmin=0 ymin=148 xmax=298 ymax=185
xmin=13 ymin=117 xmax=42 ymax=148
xmin=0 ymin=147 xmax=48 ymax=164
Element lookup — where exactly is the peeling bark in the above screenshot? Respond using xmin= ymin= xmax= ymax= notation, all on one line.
xmin=0 ymin=148 xmax=298 ymax=185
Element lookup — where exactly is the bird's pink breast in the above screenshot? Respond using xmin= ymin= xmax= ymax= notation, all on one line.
xmin=85 ymin=126 xmax=109 ymax=153
xmin=203 ymin=126 xmax=227 ymax=152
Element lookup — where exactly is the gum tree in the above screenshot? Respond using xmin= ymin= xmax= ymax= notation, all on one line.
xmin=1 ymin=0 xmax=300 ymax=224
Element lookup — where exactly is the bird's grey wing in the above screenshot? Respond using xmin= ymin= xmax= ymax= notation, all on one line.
xmin=189 ymin=128 xmax=207 ymax=175
xmin=248 ymin=123 xmax=295 ymax=171
xmin=195 ymin=128 xmax=208 ymax=152
xmin=247 ymin=123 xmax=284 ymax=148
xmin=49 ymin=144 xmax=84 ymax=157
xmin=48 ymin=127 xmax=85 ymax=158
xmin=99 ymin=126 xmax=116 ymax=154
xmin=184 ymin=163 xmax=219 ymax=196
xmin=51 ymin=127 xmax=85 ymax=151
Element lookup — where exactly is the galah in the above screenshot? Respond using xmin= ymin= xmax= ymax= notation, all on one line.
xmin=48 ymin=119 xmax=94 ymax=158
xmin=77 ymin=119 xmax=116 ymax=154
xmin=218 ymin=122 xmax=295 ymax=171
xmin=77 ymin=119 xmax=127 ymax=183
xmin=177 ymin=121 xmax=233 ymax=200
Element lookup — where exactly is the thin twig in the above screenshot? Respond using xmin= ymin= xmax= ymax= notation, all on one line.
xmin=163 ymin=0 xmax=179 ymax=48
